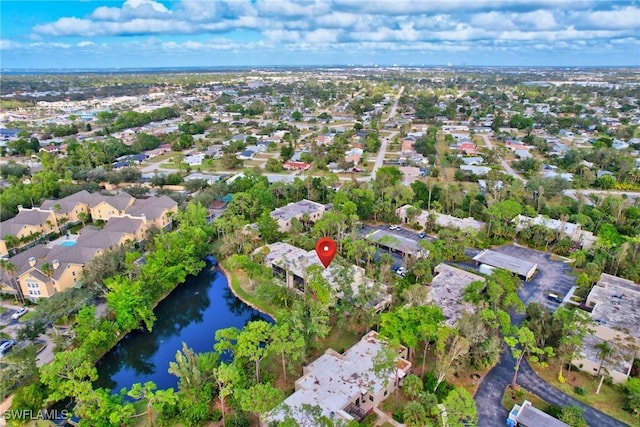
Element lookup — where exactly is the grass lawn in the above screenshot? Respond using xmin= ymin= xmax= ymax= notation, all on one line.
xmin=220 ymin=260 xmax=280 ymax=320
xmin=502 ymin=385 xmax=555 ymax=414
xmin=530 ymin=360 xmax=637 ymax=425
xmin=18 ymin=311 xmax=35 ymax=322
xmin=0 ymin=307 xmax=6 ymax=314
xmin=145 ymin=152 xmax=177 ymax=163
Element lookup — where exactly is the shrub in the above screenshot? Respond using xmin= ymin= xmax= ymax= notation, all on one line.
xmin=392 ymin=411 xmax=404 ymax=423
xmin=574 ymin=386 xmax=586 ymax=396
xmin=558 ymin=374 xmax=566 ymax=384
xmin=210 ymin=409 xmax=222 ymax=422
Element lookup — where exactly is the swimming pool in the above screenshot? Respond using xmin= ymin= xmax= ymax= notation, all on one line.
xmin=59 ymin=241 xmax=77 ymax=247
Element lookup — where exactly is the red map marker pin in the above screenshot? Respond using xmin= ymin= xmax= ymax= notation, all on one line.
xmin=315 ymin=237 xmax=337 ymax=268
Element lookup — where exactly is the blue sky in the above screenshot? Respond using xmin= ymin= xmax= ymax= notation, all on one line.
xmin=1 ymin=0 xmax=639 ymax=69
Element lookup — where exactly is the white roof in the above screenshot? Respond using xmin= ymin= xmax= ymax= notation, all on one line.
xmin=268 ymin=331 xmax=406 ymax=423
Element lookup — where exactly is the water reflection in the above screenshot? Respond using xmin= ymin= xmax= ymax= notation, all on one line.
xmin=95 ymin=266 xmax=273 ymax=392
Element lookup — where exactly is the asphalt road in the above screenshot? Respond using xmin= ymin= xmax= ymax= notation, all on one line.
xmin=476 ymin=346 xmax=628 ymax=427
xmin=478 ymin=134 xmax=527 ymax=183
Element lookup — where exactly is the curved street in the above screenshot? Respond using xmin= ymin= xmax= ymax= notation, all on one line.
xmin=475 ymin=345 xmax=628 ymax=427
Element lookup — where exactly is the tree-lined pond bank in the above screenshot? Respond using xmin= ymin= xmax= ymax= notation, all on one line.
xmin=95 ymin=263 xmax=273 ymax=392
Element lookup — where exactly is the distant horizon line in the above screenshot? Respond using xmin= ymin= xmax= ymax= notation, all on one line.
xmin=2 ymin=64 xmax=639 ymax=74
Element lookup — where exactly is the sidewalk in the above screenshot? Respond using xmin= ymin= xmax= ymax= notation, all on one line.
xmin=373 ymin=407 xmax=405 ymax=427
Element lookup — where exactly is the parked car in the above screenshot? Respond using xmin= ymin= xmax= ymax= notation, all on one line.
xmin=547 ymin=293 xmax=563 ymax=303
xmin=0 ymin=340 xmax=15 ymax=354
xmin=418 ymin=232 xmax=426 ymax=239
xmin=388 ymin=225 xmax=399 ymax=230
xmin=11 ymin=307 xmax=28 ymax=320
xmin=395 ymin=266 xmax=407 ymax=277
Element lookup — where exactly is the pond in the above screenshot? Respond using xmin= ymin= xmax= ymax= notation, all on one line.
xmin=94 ymin=261 xmax=272 ymax=392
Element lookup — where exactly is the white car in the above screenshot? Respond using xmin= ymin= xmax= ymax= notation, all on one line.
xmin=388 ymin=225 xmax=399 ymax=230
xmin=395 ymin=267 xmax=407 ymax=277
xmin=11 ymin=307 xmax=28 ymax=320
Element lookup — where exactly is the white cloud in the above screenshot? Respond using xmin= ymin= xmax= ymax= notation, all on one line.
xmin=10 ymin=0 xmax=636 ymax=65
xmin=77 ymin=41 xmax=96 ymax=47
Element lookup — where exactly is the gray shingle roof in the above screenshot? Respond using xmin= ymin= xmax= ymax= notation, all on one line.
xmin=0 ymin=210 xmax=51 ymax=238
xmin=125 ymin=196 xmax=177 ymax=220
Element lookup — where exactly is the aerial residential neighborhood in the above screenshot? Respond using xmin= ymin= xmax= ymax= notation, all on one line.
xmin=0 ymin=1 xmax=639 ymax=426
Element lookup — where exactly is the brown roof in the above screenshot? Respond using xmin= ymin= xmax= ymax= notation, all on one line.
xmin=41 ymin=190 xmax=96 ymax=213
xmin=94 ymin=193 xmax=134 ymax=211
xmin=102 ymin=217 xmax=145 ymax=235
xmin=1 ymin=245 xmax=50 ymax=277
xmin=125 ymin=196 xmax=177 ymax=220
xmin=0 ymin=210 xmax=51 ymax=238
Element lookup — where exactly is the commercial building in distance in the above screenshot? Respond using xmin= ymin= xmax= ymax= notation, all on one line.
xmin=472 ymin=249 xmax=538 ymax=281
xmin=263 ymin=331 xmax=411 ymax=426
xmin=270 ymin=199 xmax=326 ymax=232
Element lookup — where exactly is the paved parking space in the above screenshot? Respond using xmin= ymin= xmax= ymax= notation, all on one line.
xmin=0 ymin=308 xmax=18 ymax=326
xmin=493 ymin=244 xmax=576 ymax=310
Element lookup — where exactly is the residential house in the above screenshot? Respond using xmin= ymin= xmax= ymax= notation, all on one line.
xmin=460 ymin=156 xmax=484 ymax=166
xmin=426 ymin=264 xmax=486 ymax=326
xmin=124 ymin=196 xmax=178 ymax=230
xmin=0 ymin=128 xmax=20 ymax=145
xmin=270 ymin=199 xmax=326 ymax=232
xmin=572 ymin=273 xmax=640 ymax=383
xmin=184 ymin=153 xmax=205 ymax=166
xmin=263 ymin=331 xmax=411 ymax=425
xmin=365 ymin=229 xmax=428 ymax=259
xmin=459 ymin=165 xmax=492 ymax=176
xmin=0 ymin=207 xmax=59 ymax=257
xmin=398 ymin=166 xmax=420 ymax=186
xmin=283 ymin=161 xmax=311 ymax=171
xmin=401 ymin=138 xmax=415 ymax=154
xmin=90 ymin=193 xmax=135 ymax=221
xmin=513 ymin=214 xmax=596 ymax=249
xmin=396 ymin=205 xmax=485 ymax=232
xmin=507 ymin=400 xmax=569 ymax=427
xmin=237 ymin=150 xmax=256 ymax=160
xmin=258 ymin=242 xmax=390 ymax=310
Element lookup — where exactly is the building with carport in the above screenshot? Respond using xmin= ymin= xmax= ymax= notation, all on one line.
xmin=472 ymin=249 xmax=538 ymax=281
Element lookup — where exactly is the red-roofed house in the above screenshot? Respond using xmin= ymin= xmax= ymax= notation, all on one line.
xmin=284 ymin=161 xmax=311 ymax=171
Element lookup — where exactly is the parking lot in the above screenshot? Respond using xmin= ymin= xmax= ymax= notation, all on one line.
xmin=493 ymin=244 xmax=576 ymax=311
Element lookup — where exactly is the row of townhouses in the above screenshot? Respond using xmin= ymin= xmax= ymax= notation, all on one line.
xmin=0 ymin=191 xmax=177 ymax=299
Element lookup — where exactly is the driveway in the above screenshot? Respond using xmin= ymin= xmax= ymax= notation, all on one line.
xmin=476 ymin=348 xmax=627 ymax=427
xmin=493 ymin=244 xmax=576 ymax=311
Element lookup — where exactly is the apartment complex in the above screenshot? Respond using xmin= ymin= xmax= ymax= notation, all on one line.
xmin=513 ymin=214 xmax=597 ymax=249
xmin=258 ymin=242 xmax=391 ymax=311
xmin=0 ymin=190 xmax=177 ymax=257
xmin=0 ymin=192 xmax=178 ymax=299
xmin=269 ymin=199 xmax=326 ymax=232
xmin=396 ymin=204 xmax=486 ymax=232
xmin=573 ymin=273 xmax=640 ymax=383
xmin=263 ymin=331 xmax=411 ymax=425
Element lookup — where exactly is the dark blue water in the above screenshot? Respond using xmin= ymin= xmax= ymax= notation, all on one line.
xmin=94 ymin=265 xmax=272 ymax=392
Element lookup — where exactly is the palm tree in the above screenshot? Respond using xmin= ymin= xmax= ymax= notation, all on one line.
xmin=40 ymin=263 xmax=54 ymax=295
xmin=0 ymin=259 xmax=23 ymax=303
xmin=595 ymin=340 xmax=614 ymax=395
